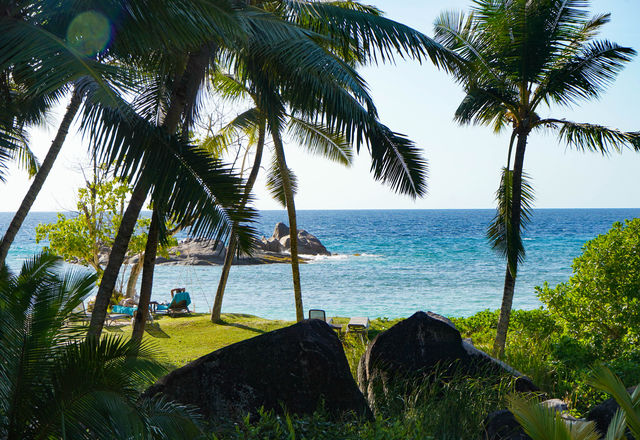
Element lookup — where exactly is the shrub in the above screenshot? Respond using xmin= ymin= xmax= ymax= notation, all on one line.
xmin=536 ymin=219 xmax=640 ymax=357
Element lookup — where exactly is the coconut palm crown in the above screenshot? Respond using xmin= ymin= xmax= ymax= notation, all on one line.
xmin=434 ymin=0 xmax=640 ymax=355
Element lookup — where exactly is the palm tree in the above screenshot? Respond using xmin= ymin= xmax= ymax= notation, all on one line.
xmin=0 ymin=0 xmax=240 ymax=266
xmin=434 ymin=0 xmax=640 ymax=356
xmin=79 ymin=5 xmax=257 ymax=339
xmin=0 ymin=252 xmax=202 ymax=439
xmin=205 ymin=0 xmax=463 ymax=322
xmin=206 ymin=73 xmax=352 ymax=323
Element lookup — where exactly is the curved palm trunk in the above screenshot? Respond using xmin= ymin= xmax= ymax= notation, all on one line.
xmin=87 ymin=179 xmax=150 ymax=338
xmin=493 ymin=132 xmax=528 ymax=357
xmin=87 ymin=47 xmax=211 ymax=340
xmin=131 ymin=209 xmax=159 ymax=345
xmin=0 ymin=87 xmax=82 ymax=266
xmin=211 ymin=120 xmax=265 ymax=323
xmin=271 ymin=127 xmax=304 ymax=322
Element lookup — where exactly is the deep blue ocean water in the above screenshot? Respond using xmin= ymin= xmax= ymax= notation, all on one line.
xmin=2 ymin=209 xmax=639 ymax=319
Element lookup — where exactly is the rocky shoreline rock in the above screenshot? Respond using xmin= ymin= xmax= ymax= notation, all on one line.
xmin=126 ymin=222 xmax=330 ymax=266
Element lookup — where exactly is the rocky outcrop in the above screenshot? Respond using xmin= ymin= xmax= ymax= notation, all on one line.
xmin=135 ymin=223 xmax=330 ymax=266
xmin=255 ymin=223 xmax=330 ymax=256
xmin=143 ymin=319 xmax=372 ymax=422
xmin=357 ymin=311 xmax=537 ymax=407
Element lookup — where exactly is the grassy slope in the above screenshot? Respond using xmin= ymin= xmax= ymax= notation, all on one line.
xmin=105 ymin=313 xmax=400 ymax=369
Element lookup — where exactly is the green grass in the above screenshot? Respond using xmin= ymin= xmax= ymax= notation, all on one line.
xmin=105 ymin=313 xmax=292 ymax=367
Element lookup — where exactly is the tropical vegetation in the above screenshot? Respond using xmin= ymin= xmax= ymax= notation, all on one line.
xmin=537 ymin=218 xmax=640 ymax=358
xmin=0 ymin=253 xmax=202 ymax=439
xmin=433 ymin=0 xmax=640 ymax=356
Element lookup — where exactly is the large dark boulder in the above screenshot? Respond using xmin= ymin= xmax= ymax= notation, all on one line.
xmin=357 ymin=311 xmax=537 ymax=406
xmin=587 ymin=387 xmax=637 ymax=438
xmin=144 ymin=319 xmax=372 ymax=422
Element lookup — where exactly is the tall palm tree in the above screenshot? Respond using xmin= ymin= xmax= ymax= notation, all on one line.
xmin=434 ymin=0 xmax=640 ymax=356
xmin=206 ymin=73 xmax=352 ymax=323
xmin=205 ymin=0 xmax=463 ymax=322
xmin=0 ymin=252 xmax=202 ymax=439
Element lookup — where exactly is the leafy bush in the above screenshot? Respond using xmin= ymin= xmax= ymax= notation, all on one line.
xmin=537 ymin=219 xmax=640 ymax=357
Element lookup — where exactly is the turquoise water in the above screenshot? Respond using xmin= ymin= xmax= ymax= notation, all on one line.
xmin=3 ymin=209 xmax=639 ymax=319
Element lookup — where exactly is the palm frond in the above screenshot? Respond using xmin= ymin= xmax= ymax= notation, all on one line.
xmin=589 ymin=365 xmax=640 ymax=438
xmin=11 ymin=142 xmax=40 ymax=177
xmin=280 ymin=0 xmax=462 ymax=70
xmin=539 ymin=119 xmax=640 ymax=155
xmin=287 ymin=116 xmax=353 ymax=166
xmin=509 ymin=395 xmax=600 ymax=440
xmin=487 ymin=167 xmax=535 ymax=275
xmin=534 ymin=40 xmax=636 ymax=108
xmin=80 ymin=77 xmax=258 ymax=252
xmin=266 ymin=153 xmax=298 ymax=207
xmin=368 ymin=122 xmax=428 ymax=198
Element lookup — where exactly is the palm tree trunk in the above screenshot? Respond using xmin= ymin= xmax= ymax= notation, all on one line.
xmin=124 ymin=253 xmax=144 ymax=299
xmin=493 ymin=131 xmax=528 ymax=357
xmin=211 ymin=120 xmax=265 ymax=323
xmin=271 ymin=127 xmax=304 ymax=322
xmin=0 ymin=87 xmax=82 ymax=266
xmin=131 ymin=209 xmax=159 ymax=345
xmin=87 ymin=47 xmax=212 ymax=340
xmin=87 ymin=178 xmax=150 ymax=339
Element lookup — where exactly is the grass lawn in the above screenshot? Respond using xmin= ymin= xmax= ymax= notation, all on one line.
xmin=105 ymin=313 xmax=401 ymax=370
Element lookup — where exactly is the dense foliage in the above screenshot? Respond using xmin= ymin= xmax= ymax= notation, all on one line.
xmin=537 ymin=219 xmax=640 ymax=357
xmin=0 ymin=253 xmax=201 ymax=439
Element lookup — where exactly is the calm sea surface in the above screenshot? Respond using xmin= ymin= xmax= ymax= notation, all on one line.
xmin=2 ymin=209 xmax=639 ymax=319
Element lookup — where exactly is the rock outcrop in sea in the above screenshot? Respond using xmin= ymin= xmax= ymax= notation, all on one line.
xmin=143 ymin=319 xmax=372 ymax=422
xmin=134 ymin=222 xmax=330 ymax=266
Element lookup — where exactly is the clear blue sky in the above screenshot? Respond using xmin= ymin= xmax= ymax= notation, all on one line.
xmin=3 ymin=0 xmax=639 ymax=212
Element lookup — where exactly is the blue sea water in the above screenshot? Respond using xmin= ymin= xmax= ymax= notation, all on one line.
xmin=2 ymin=209 xmax=639 ymax=320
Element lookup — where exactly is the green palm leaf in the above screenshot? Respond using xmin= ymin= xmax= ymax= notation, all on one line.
xmin=266 ymin=154 xmax=298 ymax=207
xmin=287 ymin=116 xmax=353 ymax=166
xmin=539 ymin=119 xmax=640 ymax=154
xmin=509 ymin=395 xmax=600 ymax=440
xmin=487 ymin=167 xmax=535 ymax=275
xmin=589 ymin=365 xmax=640 ymax=438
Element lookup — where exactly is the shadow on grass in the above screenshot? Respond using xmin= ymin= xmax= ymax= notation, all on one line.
xmin=144 ymin=323 xmax=170 ymax=338
xmin=218 ymin=321 xmax=266 ymax=334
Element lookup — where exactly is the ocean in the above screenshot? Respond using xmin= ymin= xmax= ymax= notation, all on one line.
xmin=2 ymin=209 xmax=639 ymax=320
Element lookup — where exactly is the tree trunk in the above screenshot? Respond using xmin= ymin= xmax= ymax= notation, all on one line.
xmin=0 ymin=87 xmax=82 ymax=266
xmin=211 ymin=120 xmax=265 ymax=323
xmin=131 ymin=210 xmax=159 ymax=345
xmin=87 ymin=178 xmax=149 ymax=339
xmin=493 ymin=131 xmax=528 ymax=357
xmin=271 ymin=127 xmax=304 ymax=322
xmin=493 ymin=266 xmax=516 ymax=357
xmin=125 ymin=253 xmax=144 ymax=299
xmin=87 ymin=47 xmax=212 ymax=340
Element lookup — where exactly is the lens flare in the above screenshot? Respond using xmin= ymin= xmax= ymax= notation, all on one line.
xmin=66 ymin=11 xmax=112 ymax=56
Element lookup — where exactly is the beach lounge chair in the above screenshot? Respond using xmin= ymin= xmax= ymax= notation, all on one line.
xmin=346 ymin=316 xmax=370 ymax=342
xmin=71 ymin=300 xmax=131 ymax=326
xmin=308 ymin=309 xmax=342 ymax=332
xmin=156 ymin=288 xmax=192 ymax=317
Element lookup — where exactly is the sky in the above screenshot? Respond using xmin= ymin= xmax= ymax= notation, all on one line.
xmin=2 ymin=0 xmax=640 ymax=212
